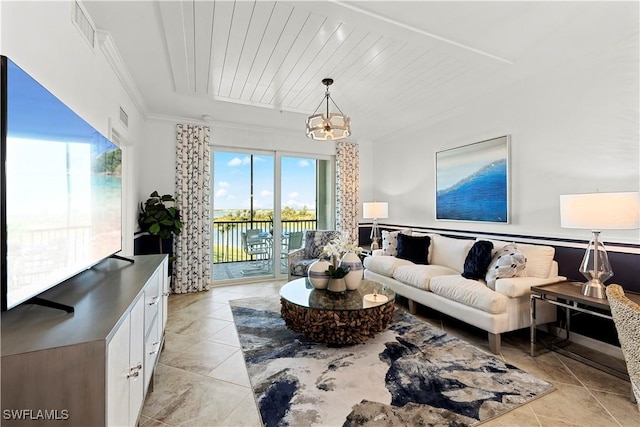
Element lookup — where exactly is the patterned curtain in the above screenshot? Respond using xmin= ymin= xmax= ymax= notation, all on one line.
xmin=335 ymin=141 xmax=360 ymax=243
xmin=173 ymin=124 xmax=211 ymax=293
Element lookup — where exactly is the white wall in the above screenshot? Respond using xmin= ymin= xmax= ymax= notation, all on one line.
xmin=370 ymin=29 xmax=640 ymax=245
xmin=1 ymin=1 xmax=145 ymax=254
xmin=138 ymin=117 xmax=343 ymax=206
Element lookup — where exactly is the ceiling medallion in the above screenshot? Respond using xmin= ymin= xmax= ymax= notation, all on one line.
xmin=305 ymin=78 xmax=351 ymax=141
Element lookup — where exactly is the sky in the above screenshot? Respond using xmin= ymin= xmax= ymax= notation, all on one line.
xmin=213 ymin=152 xmax=317 ymax=211
xmin=436 ymin=136 xmax=508 ymax=191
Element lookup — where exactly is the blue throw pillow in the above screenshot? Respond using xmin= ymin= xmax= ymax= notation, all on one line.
xmin=396 ymin=234 xmax=430 ymax=265
xmin=462 ymin=240 xmax=494 ymax=280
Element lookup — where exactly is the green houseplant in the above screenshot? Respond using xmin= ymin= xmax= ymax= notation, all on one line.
xmin=325 ymin=264 xmax=350 ymax=279
xmin=138 ymin=191 xmax=183 ymax=255
xmin=325 ymin=264 xmax=350 ymax=293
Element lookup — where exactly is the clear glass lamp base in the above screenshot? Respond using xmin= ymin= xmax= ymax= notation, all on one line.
xmin=579 ymin=231 xmax=613 ymax=299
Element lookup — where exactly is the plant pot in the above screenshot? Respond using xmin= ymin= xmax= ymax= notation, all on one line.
xmin=340 ymin=251 xmax=363 ymax=290
xmin=327 ymin=277 xmax=347 ymax=293
xmin=134 ymin=233 xmax=174 ymax=275
xmin=308 ymin=259 xmax=331 ymax=290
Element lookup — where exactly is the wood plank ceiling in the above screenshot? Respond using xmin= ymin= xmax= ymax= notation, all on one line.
xmin=83 ymin=1 xmax=637 ymax=141
xmin=160 ymin=1 xmax=501 ymax=119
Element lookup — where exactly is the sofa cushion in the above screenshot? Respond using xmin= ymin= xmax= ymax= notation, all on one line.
xmin=430 ymin=234 xmax=473 ymax=272
xmin=396 ymin=234 xmax=430 ymax=264
xmin=363 ymin=255 xmax=414 ymax=277
xmin=392 ymin=264 xmax=459 ymax=291
xmin=485 ymin=244 xmax=527 ymax=290
xmin=518 ymin=244 xmax=555 ymax=279
xmin=382 ymin=229 xmax=412 ymax=256
xmin=479 ymin=238 xmax=555 ymax=279
xmin=462 ymin=240 xmax=494 ymax=280
xmin=429 ymin=275 xmax=508 ymax=314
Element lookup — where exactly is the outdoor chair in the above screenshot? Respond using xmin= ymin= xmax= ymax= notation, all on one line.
xmin=281 ymin=231 xmax=304 ymax=268
xmin=241 ymin=229 xmax=270 ymax=274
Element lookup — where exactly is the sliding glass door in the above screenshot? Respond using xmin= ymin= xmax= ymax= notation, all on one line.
xmin=212 ymin=151 xmax=275 ymax=280
xmin=212 ymin=149 xmax=333 ymax=282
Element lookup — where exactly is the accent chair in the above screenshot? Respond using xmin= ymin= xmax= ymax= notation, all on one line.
xmin=606 ymin=284 xmax=640 ymax=409
xmin=287 ymin=230 xmax=339 ymax=280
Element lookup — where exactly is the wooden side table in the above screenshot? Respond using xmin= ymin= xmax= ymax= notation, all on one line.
xmin=530 ymin=281 xmax=640 ymax=381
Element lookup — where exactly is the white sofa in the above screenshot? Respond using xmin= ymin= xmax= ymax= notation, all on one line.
xmin=363 ymin=231 xmax=565 ymax=354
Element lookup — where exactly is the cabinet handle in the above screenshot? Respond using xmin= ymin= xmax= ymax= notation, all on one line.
xmin=126 ymin=371 xmax=140 ymax=379
xmin=129 ymin=363 xmax=142 ymax=371
xmin=148 ymin=296 xmax=160 ymax=305
xmin=149 ymin=341 xmax=161 ymax=355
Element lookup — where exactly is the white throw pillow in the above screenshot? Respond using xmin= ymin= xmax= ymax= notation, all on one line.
xmin=430 ymin=234 xmax=473 ymax=273
xmin=382 ymin=229 xmax=411 ymax=256
xmin=485 ymin=243 xmax=527 ymax=290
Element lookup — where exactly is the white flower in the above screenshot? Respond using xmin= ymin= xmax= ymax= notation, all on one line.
xmin=321 ymin=232 xmax=363 ymax=259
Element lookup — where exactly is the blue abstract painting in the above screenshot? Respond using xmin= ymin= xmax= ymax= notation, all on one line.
xmin=436 ymin=136 xmax=509 ymax=223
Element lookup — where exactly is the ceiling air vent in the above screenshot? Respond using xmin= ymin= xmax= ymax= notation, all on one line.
xmin=72 ymin=0 xmax=96 ymax=49
xmin=119 ymin=107 xmax=129 ymax=129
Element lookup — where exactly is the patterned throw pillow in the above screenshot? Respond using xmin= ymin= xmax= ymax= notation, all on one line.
xmin=382 ymin=229 xmax=412 ymax=256
xmin=485 ymin=243 xmax=527 ymax=290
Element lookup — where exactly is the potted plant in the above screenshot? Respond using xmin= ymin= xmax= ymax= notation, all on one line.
xmin=136 ymin=192 xmax=183 ymax=268
xmin=325 ymin=264 xmax=350 ymax=293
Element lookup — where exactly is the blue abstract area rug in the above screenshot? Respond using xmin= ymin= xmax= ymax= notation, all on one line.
xmin=229 ymin=297 xmax=555 ymax=427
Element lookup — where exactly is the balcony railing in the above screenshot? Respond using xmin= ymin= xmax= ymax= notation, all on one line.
xmin=213 ymin=219 xmax=317 ymax=263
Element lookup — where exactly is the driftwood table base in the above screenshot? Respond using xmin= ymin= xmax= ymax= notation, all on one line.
xmin=279 ymin=278 xmax=396 ymax=345
xmin=280 ymin=298 xmax=394 ymax=345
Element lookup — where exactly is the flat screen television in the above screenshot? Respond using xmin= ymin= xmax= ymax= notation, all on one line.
xmin=1 ymin=55 xmax=122 ymax=312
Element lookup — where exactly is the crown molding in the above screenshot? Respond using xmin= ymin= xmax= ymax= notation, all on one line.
xmin=97 ymin=30 xmax=148 ymax=119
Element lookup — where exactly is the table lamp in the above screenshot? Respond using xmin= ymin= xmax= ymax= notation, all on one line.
xmin=363 ymin=202 xmax=388 ymax=250
xmin=560 ymin=192 xmax=640 ymax=298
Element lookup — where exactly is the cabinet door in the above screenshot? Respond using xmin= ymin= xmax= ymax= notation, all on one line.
xmin=129 ymin=297 xmax=145 ymax=424
xmin=107 ymin=314 xmax=131 ymax=427
xmin=161 ymin=258 xmax=169 ymax=332
xmin=144 ymin=270 xmax=161 ymax=336
xmin=106 ymin=296 xmax=145 ymax=427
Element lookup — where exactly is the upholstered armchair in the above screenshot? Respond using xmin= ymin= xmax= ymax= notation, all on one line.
xmin=288 ymin=230 xmax=340 ymax=280
xmin=606 ymin=284 xmax=640 ymax=409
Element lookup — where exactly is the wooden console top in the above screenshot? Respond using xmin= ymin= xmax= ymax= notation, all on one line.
xmin=1 ymin=254 xmax=167 ymax=356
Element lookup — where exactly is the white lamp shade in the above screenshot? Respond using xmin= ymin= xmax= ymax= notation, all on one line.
xmin=305 ymin=113 xmax=351 ymax=140
xmin=560 ymin=192 xmax=640 ymax=230
xmin=363 ymin=202 xmax=389 ymax=219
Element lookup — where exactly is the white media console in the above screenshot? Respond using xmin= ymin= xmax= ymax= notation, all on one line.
xmin=1 ymin=255 xmax=169 ymax=426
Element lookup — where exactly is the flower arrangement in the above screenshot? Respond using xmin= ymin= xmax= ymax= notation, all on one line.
xmin=319 ymin=232 xmax=363 ymax=292
xmin=321 ymin=232 xmax=363 ymax=260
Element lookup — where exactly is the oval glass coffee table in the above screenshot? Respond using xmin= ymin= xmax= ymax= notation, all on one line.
xmin=279 ymin=278 xmax=395 ymax=345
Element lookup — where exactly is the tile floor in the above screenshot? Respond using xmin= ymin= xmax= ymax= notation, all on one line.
xmin=140 ymin=280 xmax=639 ymax=427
